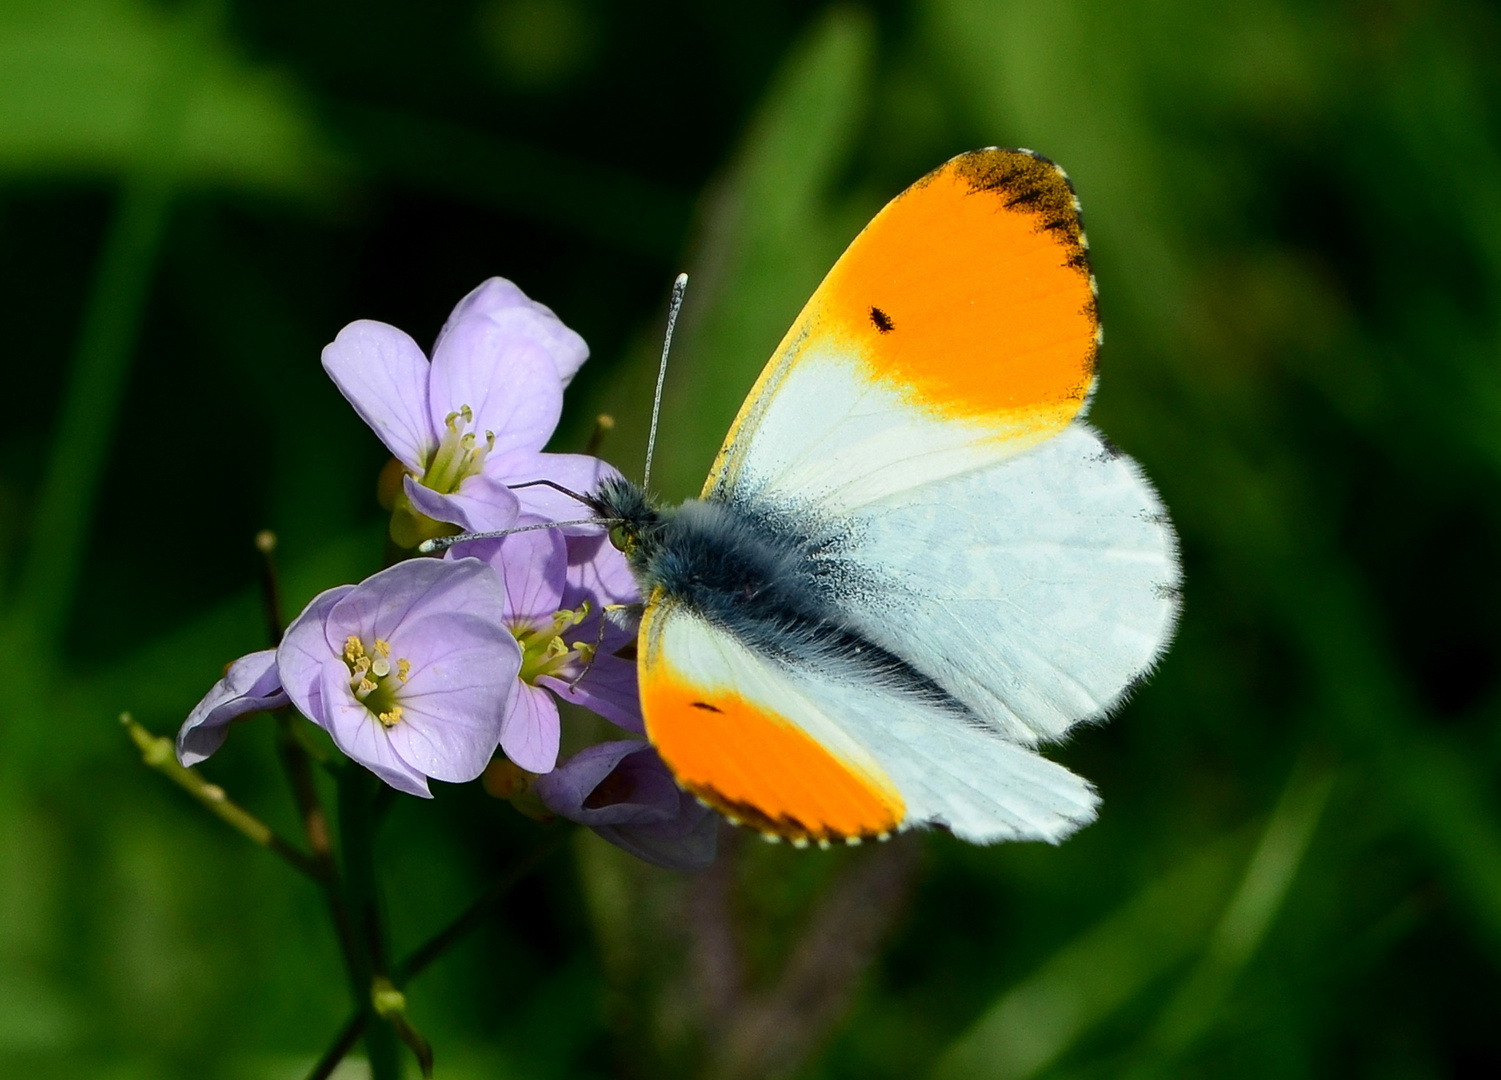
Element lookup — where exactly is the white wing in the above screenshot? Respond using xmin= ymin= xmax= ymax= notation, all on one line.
xmin=641 ymin=598 xmax=1100 ymax=844
xmin=810 ymin=421 xmax=1180 ymax=744
xmin=709 ymin=334 xmax=1063 ymax=516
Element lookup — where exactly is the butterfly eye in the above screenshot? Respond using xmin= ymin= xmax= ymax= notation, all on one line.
xmin=608 ymin=523 xmax=634 ymax=553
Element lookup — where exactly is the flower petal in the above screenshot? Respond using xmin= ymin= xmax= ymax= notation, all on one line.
xmin=434 ymin=277 xmax=589 ymax=386
xmin=325 ymin=557 xmax=511 ymax=652
xmin=534 ymin=741 xmax=674 ymax=823
xmin=499 ymin=683 xmax=561 ymax=773
xmin=176 ymin=649 xmax=289 ymax=766
xmin=536 ymin=742 xmax=718 ymax=870
xmin=458 ymin=524 xmax=566 ymax=624
xmin=402 ymin=472 xmax=520 ymax=534
xmin=277 ymin=586 xmax=356 ymax=724
xmin=317 ymin=665 xmax=433 ymax=797
xmin=429 ymin=314 xmax=564 ymax=458
xmin=322 ymin=320 xmax=436 ymax=469
xmin=495 ymin=451 xmax=620 ymax=529
xmin=393 ymin=612 xmax=521 ymax=728
xmin=537 ymin=653 xmax=642 ymax=732
xmin=563 ymin=525 xmax=638 ymax=606
xmin=596 ymin=800 xmax=719 ymax=871
xmin=385 ymin=683 xmax=510 ymax=784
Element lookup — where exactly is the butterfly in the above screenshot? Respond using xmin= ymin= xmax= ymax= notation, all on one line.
xmin=589 ymin=148 xmax=1180 ymax=848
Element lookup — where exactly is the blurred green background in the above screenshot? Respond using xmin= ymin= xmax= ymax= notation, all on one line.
xmin=3 ymin=0 xmax=1501 ymax=1076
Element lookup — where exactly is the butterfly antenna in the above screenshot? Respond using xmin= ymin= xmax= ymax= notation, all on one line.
xmin=642 ymin=272 xmax=688 ymax=492
xmin=417 ymin=518 xmax=614 ymax=554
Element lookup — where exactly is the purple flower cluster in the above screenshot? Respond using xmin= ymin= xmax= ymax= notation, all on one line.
xmin=177 ymin=279 xmax=713 ymax=870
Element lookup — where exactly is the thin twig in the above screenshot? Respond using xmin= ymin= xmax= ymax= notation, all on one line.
xmin=302 ymin=1013 xmax=364 ymax=1080
xmin=584 ymin=412 xmax=615 ymax=456
xmin=277 ymin=714 xmax=335 ymax=863
xmin=275 ymin=712 xmax=365 ymax=1011
xmin=336 ymin=769 xmax=402 ymax=1080
xmin=255 ymin=534 xmax=362 ymax=1013
xmin=373 ymin=978 xmax=435 ymax=1079
xmin=122 ymin=713 xmax=322 ymax=881
xmin=255 ymin=529 xmax=285 ymax=644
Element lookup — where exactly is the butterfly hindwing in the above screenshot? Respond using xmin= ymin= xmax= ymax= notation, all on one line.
xmin=833 ymin=422 xmax=1180 ymax=744
xmin=639 ymin=593 xmax=1100 ymax=844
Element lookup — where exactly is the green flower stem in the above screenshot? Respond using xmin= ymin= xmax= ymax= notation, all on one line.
xmin=274 ymin=710 xmax=369 ymax=1020
xmin=584 ymin=412 xmax=616 ymax=456
xmin=255 ymin=529 xmax=287 ymax=646
xmin=256 ymin=534 xmax=360 ymax=981
xmin=121 ymin=713 xmax=323 ymax=882
xmin=302 ymin=824 xmax=572 ymax=1080
xmin=276 ymin=714 xmax=334 ymax=863
xmin=336 ymin=767 xmax=402 ymax=1080
xmin=373 ymin=977 xmax=435 ymax=1079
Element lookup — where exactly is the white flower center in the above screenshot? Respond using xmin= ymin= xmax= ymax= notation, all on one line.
xmin=343 ymin=636 xmax=411 ymax=727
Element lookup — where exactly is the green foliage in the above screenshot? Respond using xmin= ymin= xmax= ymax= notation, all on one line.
xmin=3 ymin=0 xmax=1501 ymax=1076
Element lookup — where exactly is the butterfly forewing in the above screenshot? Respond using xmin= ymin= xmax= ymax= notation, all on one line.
xmin=705 ymin=148 xmax=1100 ymax=512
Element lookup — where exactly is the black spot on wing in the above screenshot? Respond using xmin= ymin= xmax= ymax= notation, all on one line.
xmin=690 ymin=701 xmax=723 ymax=713
xmin=870 ymin=306 xmax=895 ymax=333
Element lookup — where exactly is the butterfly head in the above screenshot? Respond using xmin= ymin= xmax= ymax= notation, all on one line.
xmin=592 ymin=475 xmax=662 ymax=560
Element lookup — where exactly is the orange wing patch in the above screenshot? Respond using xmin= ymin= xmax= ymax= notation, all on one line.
xmin=804 ymin=149 xmax=1098 ymax=431
xmin=641 ymin=663 xmax=905 ymax=845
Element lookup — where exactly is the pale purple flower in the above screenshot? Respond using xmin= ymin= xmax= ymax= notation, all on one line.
xmin=278 ymin=558 xmax=520 ymax=796
xmin=458 ymin=523 xmax=642 ymax=774
xmin=177 ymin=559 xmax=521 ymax=798
xmin=436 ymin=278 xmax=588 ymax=386
xmin=176 ymin=649 xmax=289 ymax=766
xmin=322 ymin=277 xmax=602 ymax=546
xmin=535 ymin=741 xmax=719 ymax=870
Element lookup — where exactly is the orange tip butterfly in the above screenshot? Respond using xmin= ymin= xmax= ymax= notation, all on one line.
xmin=444 ymin=148 xmax=1182 ymax=847
xmin=593 ymin=148 xmax=1182 ymax=847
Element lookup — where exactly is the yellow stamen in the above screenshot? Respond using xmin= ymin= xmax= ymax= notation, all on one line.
xmin=374 ymin=639 xmax=391 ymax=657
xmin=397 ymin=658 xmax=411 ymax=682
xmin=512 ymin=604 xmax=603 ymax=684
xmin=377 ymin=706 xmax=404 ymax=728
xmin=344 ymin=636 xmax=366 ymax=663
